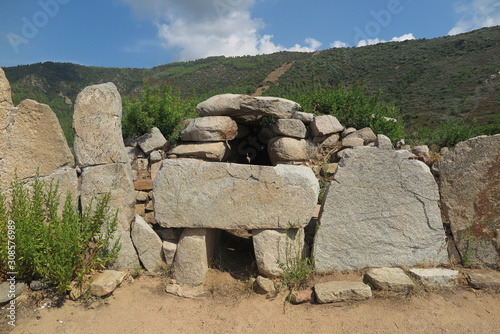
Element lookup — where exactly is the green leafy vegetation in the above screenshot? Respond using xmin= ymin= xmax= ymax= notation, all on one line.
xmin=0 ymin=178 xmax=120 ymax=293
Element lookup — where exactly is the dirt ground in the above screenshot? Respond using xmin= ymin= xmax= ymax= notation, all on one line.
xmin=2 ymin=269 xmax=499 ymax=334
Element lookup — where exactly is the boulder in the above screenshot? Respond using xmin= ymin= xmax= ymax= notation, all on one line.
xmin=267 ymin=137 xmax=317 ymax=165
xmin=90 ymin=270 xmax=128 ymax=297
xmin=252 ymin=228 xmax=304 ymax=277
xmin=272 ymin=119 xmax=307 ymax=139
xmin=197 ymin=94 xmax=300 ymax=119
xmin=344 ymin=127 xmax=377 ymax=145
xmin=315 ymin=281 xmax=372 ymax=303
xmin=73 ymin=83 xmax=129 ymax=168
xmin=292 ymin=111 xmax=314 ymax=124
xmin=408 ymin=268 xmax=458 ymax=287
xmin=364 ymin=268 xmax=415 ymax=293
xmin=168 ymin=142 xmax=229 ymax=161
xmin=0 ymin=99 xmax=75 ymax=190
xmin=173 ymin=229 xmax=216 ymax=286
xmin=0 ymin=67 xmax=13 ymax=110
xmin=375 ymin=134 xmax=393 ymax=150
xmin=313 ymin=147 xmax=448 ymax=272
xmin=80 ymin=163 xmax=140 ymax=269
xmin=181 ymin=116 xmax=237 ymax=142
xmin=137 ymin=127 xmax=167 ymax=154
xmin=131 ymin=215 xmax=166 ymax=274
xmin=436 ymin=135 xmax=500 ymax=267
xmin=154 ymin=160 xmax=319 ymax=229
xmin=310 ymin=115 xmax=344 ymax=138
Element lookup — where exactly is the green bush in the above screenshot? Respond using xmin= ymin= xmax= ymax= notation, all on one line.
xmin=0 ymin=177 xmax=120 ymax=293
xmin=286 ymin=81 xmax=405 ymax=143
xmin=122 ymin=82 xmax=198 ymax=141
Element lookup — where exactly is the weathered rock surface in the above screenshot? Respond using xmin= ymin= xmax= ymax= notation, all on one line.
xmin=0 ymin=281 xmax=28 ymax=304
xmin=364 ymin=268 xmax=415 ymax=293
xmin=375 ymin=134 xmax=393 ymax=150
xmin=90 ymin=270 xmax=128 ymax=297
xmin=166 ymin=282 xmax=206 ymax=299
xmin=341 ymin=136 xmax=364 ymax=148
xmin=272 ymin=119 xmax=307 ymax=139
xmin=181 ymin=116 xmax=237 ymax=142
xmin=256 ymin=276 xmax=276 ymax=294
xmin=464 ymin=270 xmax=500 ymax=290
xmin=173 ymin=229 xmax=215 ymax=286
xmin=408 ymin=268 xmax=458 ymax=287
xmin=137 ymin=127 xmax=167 ymax=154
xmin=73 ymin=83 xmax=129 ymax=168
xmin=436 ymin=135 xmax=500 ymax=267
xmin=80 ymin=163 xmax=140 ymax=269
xmin=154 ymin=160 xmax=319 ymax=229
xmin=315 ymin=281 xmax=372 ymax=303
xmin=314 ymin=147 xmax=448 ymax=272
xmin=267 ymin=137 xmax=317 ymax=165
xmin=292 ymin=111 xmax=314 ymax=124
xmin=252 ymin=229 xmax=304 ymax=277
xmin=131 ymin=215 xmax=166 ymax=274
xmin=168 ymin=142 xmax=229 ymax=161
xmin=310 ymin=115 xmax=344 ymax=138
xmin=197 ymin=94 xmax=300 ymax=119
xmin=289 ymin=289 xmax=314 ymax=304
xmin=344 ymin=127 xmax=377 ymax=144
xmin=0 ymin=67 xmax=13 ymax=110
xmin=162 ymin=240 xmax=178 ymax=267
xmin=0 ymin=99 xmax=74 ymax=190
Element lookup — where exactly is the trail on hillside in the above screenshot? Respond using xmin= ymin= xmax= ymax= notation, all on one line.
xmin=251 ymin=61 xmax=295 ymax=96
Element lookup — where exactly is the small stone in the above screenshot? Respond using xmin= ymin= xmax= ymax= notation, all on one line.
xmin=272 ymin=119 xmax=307 ymax=139
xmin=145 ymin=200 xmax=154 ymax=211
xmin=150 ymin=161 xmax=162 ymax=181
xmin=256 ymin=276 xmax=276 ymax=294
xmin=310 ymin=115 xmax=344 ymax=138
xmin=465 ymin=270 xmax=500 ymax=290
xmin=135 ymin=204 xmax=146 ymax=216
xmin=90 ymin=270 xmax=128 ymax=297
xmin=413 ymin=145 xmax=430 ymax=157
xmin=149 ymin=150 xmax=162 ymax=163
xmin=162 ymin=240 xmax=178 ymax=267
xmin=292 ymin=111 xmax=314 ymax=124
xmin=344 ymin=127 xmax=377 ymax=145
xmin=165 ymin=283 xmax=206 ymax=299
xmin=137 ymin=127 xmax=167 ymax=154
xmin=408 ymin=268 xmax=459 ymax=287
xmin=341 ymin=127 xmax=356 ymax=138
xmin=289 ymin=289 xmax=314 ymax=304
xmin=375 ymin=134 xmax=393 ymax=150
xmin=135 ymin=191 xmax=149 ymax=202
xmin=134 ymin=179 xmax=153 ymax=191
xmin=314 ymin=281 xmax=372 ymax=303
xmin=342 ymin=136 xmax=364 ymax=148
xmin=364 ymin=268 xmax=415 ymax=293
xmin=29 ymin=280 xmax=49 ymax=291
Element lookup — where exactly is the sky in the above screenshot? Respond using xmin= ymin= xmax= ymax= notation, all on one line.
xmin=0 ymin=0 xmax=499 ymax=68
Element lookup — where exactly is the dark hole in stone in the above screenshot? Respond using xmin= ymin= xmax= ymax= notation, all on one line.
xmin=212 ymin=230 xmax=257 ymax=280
xmin=227 ymin=125 xmax=274 ymax=166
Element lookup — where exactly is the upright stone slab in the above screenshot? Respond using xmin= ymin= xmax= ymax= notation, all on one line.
xmin=154 ymin=160 xmax=319 ymax=229
xmin=313 ymin=147 xmax=448 ymax=272
xmin=73 ymin=83 xmax=129 ymax=168
xmin=0 ymin=67 xmax=13 ymax=110
xmin=131 ymin=215 xmax=166 ymax=274
xmin=437 ymin=135 xmax=500 ymax=267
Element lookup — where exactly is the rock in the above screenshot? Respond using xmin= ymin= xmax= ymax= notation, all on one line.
xmin=289 ymin=289 xmax=314 ymax=304
xmin=145 ymin=200 xmax=153 ymax=211
xmin=341 ymin=136 xmax=364 ymax=148
xmin=166 ymin=282 xmax=206 ymax=298
xmin=408 ymin=268 xmax=458 ymax=287
xmin=156 ymin=228 xmax=179 ymax=241
xmin=135 ymin=204 xmax=145 ymax=216
xmin=313 ymin=147 xmax=448 ymax=272
xmin=310 ymin=115 xmax=344 ymax=138
xmin=134 ymin=179 xmax=154 ymax=191
xmin=173 ymin=229 xmax=216 ymax=286
xmin=162 ymin=240 xmax=178 ymax=267
xmin=314 ymin=281 xmax=372 ymax=303
xmin=413 ymin=145 xmax=430 ymax=157
xmin=0 ymin=99 xmax=75 ymax=190
xmin=137 ymin=127 xmax=167 ymax=154
xmin=436 ymin=135 xmax=500 ymax=267
xmin=292 ymin=111 xmax=314 ymax=124
xmin=344 ymin=127 xmax=377 ymax=145
xmin=90 ymin=270 xmax=128 ymax=297
xmin=73 ymin=83 xmax=129 ymax=168
xmin=131 ymin=215 xmax=166 ymax=275
xmin=168 ymin=142 xmax=229 ymax=161
xmin=0 ymin=67 xmax=13 ymax=110
xmin=336 ymin=148 xmax=351 ymax=160
xmin=181 ymin=116 xmax=237 ymax=142
xmin=267 ymin=137 xmax=317 ymax=165
xmin=0 ymin=281 xmax=28 ymax=305
xmin=253 ymin=229 xmax=305 ymax=277
xmin=150 ymin=161 xmax=162 ymax=181
xmin=375 ymin=134 xmax=393 ymax=150
xmin=256 ymin=276 xmax=276 ymax=294
xmin=197 ymin=94 xmax=300 ymax=119
xmin=154 ymin=160 xmax=319 ymax=229
xmin=272 ymin=119 xmax=307 ymax=139
xmin=135 ymin=191 xmax=149 ymax=202
xmin=464 ymin=270 xmax=500 ymax=290
xmin=319 ymin=134 xmax=341 ymax=147
xmin=149 ymin=150 xmax=162 ymax=163
xmin=341 ymin=127 xmax=356 ymax=138
xmin=364 ymin=268 xmax=415 ymax=293
xmin=80 ymin=163 xmax=140 ymax=269
xmin=29 ymin=280 xmax=49 ymax=291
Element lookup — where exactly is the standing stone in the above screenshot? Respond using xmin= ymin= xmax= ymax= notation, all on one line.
xmin=181 ymin=116 xmax=237 ymax=141
xmin=310 ymin=115 xmax=344 ymax=138
xmin=137 ymin=127 xmax=167 ymax=154
xmin=272 ymin=119 xmax=307 ymax=139
xmin=267 ymin=137 xmax=317 ymax=165
xmin=73 ymin=83 xmax=129 ymax=168
xmin=173 ymin=229 xmax=215 ymax=286
xmin=154 ymin=160 xmax=319 ymax=229
xmin=314 ymin=281 xmax=372 ymax=303
xmin=0 ymin=99 xmax=75 ymax=190
xmin=437 ymin=135 xmax=500 ymax=267
xmin=252 ymin=229 xmax=304 ymax=277
xmin=131 ymin=215 xmax=166 ymax=274
xmin=314 ymin=147 xmax=448 ymax=272
xmin=0 ymin=67 xmax=13 ymax=110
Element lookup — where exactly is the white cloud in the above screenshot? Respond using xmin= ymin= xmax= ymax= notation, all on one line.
xmin=448 ymin=0 xmax=500 ymax=35
xmin=330 ymin=40 xmax=349 ymax=48
xmin=120 ymin=0 xmax=321 ymax=60
xmin=357 ymin=33 xmax=415 ymax=47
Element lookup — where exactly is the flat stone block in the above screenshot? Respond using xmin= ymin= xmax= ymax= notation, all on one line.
xmin=364 ymin=267 xmax=415 ymax=292
xmin=315 ymin=281 xmax=372 ymax=304
xmin=408 ymin=268 xmax=459 ymax=287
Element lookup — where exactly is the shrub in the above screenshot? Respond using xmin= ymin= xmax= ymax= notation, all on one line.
xmin=122 ymin=82 xmax=198 ymax=141
xmin=0 ymin=177 xmax=120 ymax=293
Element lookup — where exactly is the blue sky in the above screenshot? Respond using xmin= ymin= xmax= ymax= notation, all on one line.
xmin=0 ymin=0 xmax=499 ymax=68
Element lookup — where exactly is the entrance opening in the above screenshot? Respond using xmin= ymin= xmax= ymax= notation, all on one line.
xmin=212 ymin=229 xmax=257 ymax=280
